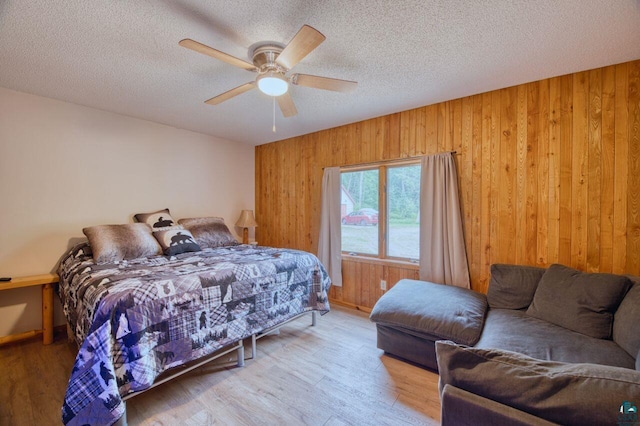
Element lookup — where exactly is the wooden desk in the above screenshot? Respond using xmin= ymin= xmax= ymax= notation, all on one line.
xmin=0 ymin=273 xmax=59 ymax=345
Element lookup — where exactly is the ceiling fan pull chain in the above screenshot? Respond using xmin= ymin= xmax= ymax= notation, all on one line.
xmin=272 ymin=97 xmax=276 ymax=133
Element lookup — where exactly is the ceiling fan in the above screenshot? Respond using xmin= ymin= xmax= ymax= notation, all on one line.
xmin=179 ymin=25 xmax=357 ymax=118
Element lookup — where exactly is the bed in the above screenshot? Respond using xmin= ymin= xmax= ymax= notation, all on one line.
xmin=57 ymin=239 xmax=331 ymax=426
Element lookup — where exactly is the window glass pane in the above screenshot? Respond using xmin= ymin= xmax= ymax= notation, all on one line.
xmin=341 ymin=170 xmax=379 ymax=255
xmin=387 ymin=165 xmax=421 ymax=259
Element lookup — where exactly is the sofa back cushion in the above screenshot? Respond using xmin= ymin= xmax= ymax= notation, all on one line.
xmin=435 ymin=340 xmax=640 ymax=426
xmin=487 ymin=264 xmax=546 ymax=310
xmin=526 ymin=264 xmax=631 ymax=339
xmin=613 ymin=277 xmax=640 ymax=358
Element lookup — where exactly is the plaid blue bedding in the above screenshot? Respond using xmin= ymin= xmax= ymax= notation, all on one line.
xmin=57 ymin=243 xmax=331 ymax=425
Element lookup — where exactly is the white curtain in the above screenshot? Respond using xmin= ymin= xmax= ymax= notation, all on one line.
xmin=419 ymin=152 xmax=470 ymax=288
xmin=318 ymin=167 xmax=343 ymax=287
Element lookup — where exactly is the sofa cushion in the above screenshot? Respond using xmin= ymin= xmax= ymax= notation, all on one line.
xmin=526 ymin=264 xmax=631 ymax=339
xmin=436 ymin=340 xmax=640 ymax=426
xmin=440 ymin=385 xmax=557 ymax=426
xmin=487 ymin=264 xmax=546 ymax=310
xmin=475 ymin=309 xmax=635 ymax=368
xmin=369 ymin=279 xmax=487 ymax=346
xmin=614 ymin=278 xmax=640 ymax=358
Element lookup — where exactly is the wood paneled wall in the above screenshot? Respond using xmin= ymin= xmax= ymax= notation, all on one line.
xmin=255 ymin=59 xmax=640 ymax=309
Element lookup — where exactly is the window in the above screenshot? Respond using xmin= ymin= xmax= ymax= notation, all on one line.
xmin=340 ymin=161 xmax=421 ymax=261
xmin=341 ymin=169 xmax=379 ymax=255
xmin=387 ymin=164 xmax=421 ymax=259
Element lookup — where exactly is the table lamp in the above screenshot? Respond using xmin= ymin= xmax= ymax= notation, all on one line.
xmin=235 ymin=210 xmax=258 ymax=244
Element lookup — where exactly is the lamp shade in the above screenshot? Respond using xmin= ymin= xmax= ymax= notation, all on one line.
xmin=235 ymin=210 xmax=258 ymax=228
xmin=257 ymin=73 xmax=288 ymax=96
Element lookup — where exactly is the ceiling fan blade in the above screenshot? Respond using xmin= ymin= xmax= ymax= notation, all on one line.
xmin=277 ymin=92 xmax=298 ymax=117
xmin=291 ymin=74 xmax=358 ymax=93
xmin=205 ymin=82 xmax=256 ymax=105
xmin=179 ymin=39 xmax=256 ymax=71
xmin=276 ymin=25 xmax=326 ymax=70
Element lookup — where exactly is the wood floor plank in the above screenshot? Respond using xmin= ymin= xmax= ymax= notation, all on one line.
xmin=395 ymin=392 xmax=442 ymax=423
xmin=0 ymin=344 xmax=36 ymax=426
xmin=324 ymin=415 xmax=352 ymax=426
xmin=0 ymin=306 xmax=441 ymax=425
xmin=314 ymin=374 xmax=436 ymax=426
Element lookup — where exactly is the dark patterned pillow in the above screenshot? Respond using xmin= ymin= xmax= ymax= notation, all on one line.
xmin=178 ymin=217 xmax=239 ymax=249
xmin=83 ymin=223 xmax=162 ymax=263
xmin=153 ymin=228 xmax=201 ymax=256
xmin=134 ymin=208 xmax=178 ymax=230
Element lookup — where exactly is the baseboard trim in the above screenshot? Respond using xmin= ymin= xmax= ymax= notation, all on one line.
xmin=329 ymin=298 xmax=373 ymax=314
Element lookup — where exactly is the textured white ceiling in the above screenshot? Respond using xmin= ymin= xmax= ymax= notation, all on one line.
xmin=1 ymin=0 xmax=639 ymax=146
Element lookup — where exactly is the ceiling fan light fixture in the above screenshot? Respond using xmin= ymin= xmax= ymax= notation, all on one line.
xmin=257 ymin=72 xmax=288 ymax=96
xmin=181 ymin=25 xmax=356 ymax=118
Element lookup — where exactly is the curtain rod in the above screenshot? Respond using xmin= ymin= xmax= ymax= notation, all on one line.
xmin=323 ymin=151 xmax=458 ymax=170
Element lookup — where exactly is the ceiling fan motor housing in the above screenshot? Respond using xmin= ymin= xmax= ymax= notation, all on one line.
xmin=252 ymin=44 xmax=287 ymax=74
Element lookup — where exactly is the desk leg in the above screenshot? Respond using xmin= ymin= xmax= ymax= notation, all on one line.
xmin=42 ymin=283 xmax=54 ymax=345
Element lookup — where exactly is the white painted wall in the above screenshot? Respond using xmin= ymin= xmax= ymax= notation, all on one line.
xmin=0 ymin=87 xmax=255 ymax=337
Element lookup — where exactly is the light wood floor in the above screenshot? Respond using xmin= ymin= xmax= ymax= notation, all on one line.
xmin=0 ymin=305 xmax=441 ymax=425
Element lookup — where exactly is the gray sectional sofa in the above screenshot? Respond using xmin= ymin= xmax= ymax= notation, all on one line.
xmin=370 ymin=263 xmax=640 ymax=425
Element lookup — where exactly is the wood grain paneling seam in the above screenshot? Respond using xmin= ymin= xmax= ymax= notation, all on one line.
xmin=257 ymin=59 xmax=640 ymax=309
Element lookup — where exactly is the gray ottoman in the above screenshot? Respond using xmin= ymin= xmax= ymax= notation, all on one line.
xmin=370 ymin=279 xmax=488 ymax=370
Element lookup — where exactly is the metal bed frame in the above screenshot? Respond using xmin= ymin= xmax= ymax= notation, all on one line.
xmin=114 ymin=310 xmax=318 ymax=426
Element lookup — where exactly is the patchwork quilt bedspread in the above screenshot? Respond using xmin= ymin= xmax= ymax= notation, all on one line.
xmin=57 ymin=243 xmax=331 ymax=425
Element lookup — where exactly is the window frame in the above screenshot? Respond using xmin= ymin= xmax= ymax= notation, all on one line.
xmin=340 ymin=158 xmax=421 ymax=263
